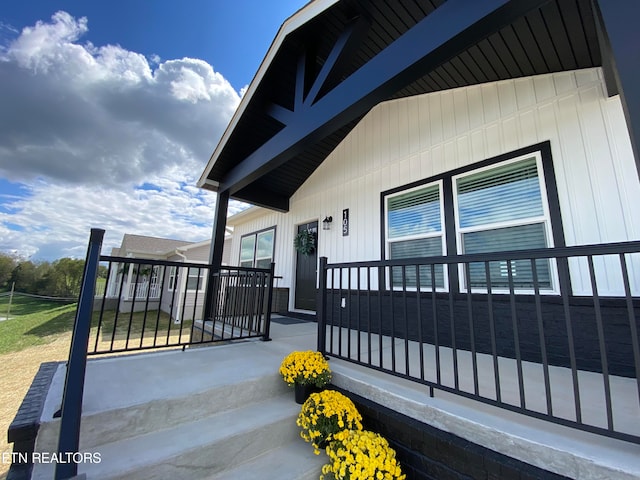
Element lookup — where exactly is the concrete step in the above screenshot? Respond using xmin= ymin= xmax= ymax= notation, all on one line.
xmin=33 ymin=393 xmax=303 ymax=479
xmin=208 ymin=439 xmax=327 ymax=480
xmin=35 ymin=345 xmax=291 ymax=454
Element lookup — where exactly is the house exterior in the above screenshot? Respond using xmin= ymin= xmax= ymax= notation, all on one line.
xmin=225 ymin=69 xmax=640 ymax=311
xmin=104 ymin=233 xmax=231 ymax=321
xmin=194 ymin=0 xmax=640 ymax=471
xmin=199 ymin=0 xmax=640 ymax=309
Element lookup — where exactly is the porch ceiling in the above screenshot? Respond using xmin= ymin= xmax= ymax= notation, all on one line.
xmin=199 ymin=0 xmax=604 ymax=211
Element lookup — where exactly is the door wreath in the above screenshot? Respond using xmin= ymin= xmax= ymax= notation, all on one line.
xmin=294 ymin=229 xmax=316 ymax=256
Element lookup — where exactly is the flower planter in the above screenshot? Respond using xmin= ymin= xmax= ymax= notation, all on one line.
xmin=294 ymin=382 xmax=316 ymax=404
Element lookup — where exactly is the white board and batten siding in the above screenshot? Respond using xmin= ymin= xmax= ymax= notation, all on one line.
xmin=228 ymin=68 xmax=640 ymax=300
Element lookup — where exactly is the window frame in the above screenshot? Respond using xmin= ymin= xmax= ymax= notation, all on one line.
xmin=380 ymin=141 xmax=567 ymax=295
xmin=384 ymin=180 xmax=448 ymax=291
xmin=238 ymin=226 xmax=276 ymax=269
xmin=451 ymin=152 xmax=559 ymax=294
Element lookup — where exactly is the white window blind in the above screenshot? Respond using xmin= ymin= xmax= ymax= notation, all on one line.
xmin=386 ymin=183 xmax=445 ymax=289
xmin=455 ymin=156 xmax=553 ymax=290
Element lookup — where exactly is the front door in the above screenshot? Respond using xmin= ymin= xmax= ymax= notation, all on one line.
xmin=294 ymin=221 xmax=318 ymax=311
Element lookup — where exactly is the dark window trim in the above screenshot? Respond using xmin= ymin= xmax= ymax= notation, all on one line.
xmin=239 ymin=226 xmax=277 ymax=268
xmin=380 ymin=141 xmax=569 ymax=294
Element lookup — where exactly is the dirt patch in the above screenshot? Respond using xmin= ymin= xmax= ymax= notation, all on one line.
xmin=0 ymin=333 xmax=72 ymax=479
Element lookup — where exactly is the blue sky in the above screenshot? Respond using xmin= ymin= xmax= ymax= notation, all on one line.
xmin=0 ymin=0 xmax=309 ymax=260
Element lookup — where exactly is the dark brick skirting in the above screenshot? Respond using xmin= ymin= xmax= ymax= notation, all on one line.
xmin=7 ymin=361 xmax=60 ymax=480
xmin=332 ymin=386 xmax=570 ymax=480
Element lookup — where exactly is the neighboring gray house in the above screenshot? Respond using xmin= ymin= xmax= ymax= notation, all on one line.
xmin=105 ymin=233 xmax=232 ymax=321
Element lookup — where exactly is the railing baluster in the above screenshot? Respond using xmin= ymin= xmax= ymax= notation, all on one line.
xmin=347 ymin=267 xmax=352 ymax=360
xmin=338 ymin=267 xmax=343 ymax=357
xmin=619 ymin=253 xmax=640 ymax=404
xmin=367 ymin=266 xmax=372 ymax=366
xmin=153 ymin=265 xmax=166 ymax=347
xmin=93 ymin=261 xmax=111 ymax=354
xmin=587 ymin=255 xmax=614 ymax=431
xmin=125 ymin=266 xmax=142 ymax=350
xmin=560 ymin=257 xmax=582 ymax=424
xmin=110 ymin=265 xmax=127 ymax=352
xmin=416 ymin=264 xmax=425 ymax=382
xmin=464 ymin=262 xmax=479 ymax=396
xmin=263 ymin=263 xmax=275 ymax=341
xmin=390 ymin=266 xmax=396 ymax=374
xmin=329 ymin=268 xmax=335 ymax=355
xmin=401 ymin=265 xmax=410 ymax=376
xmin=432 ymin=263 xmax=440 ymax=387
xmin=507 ymin=259 xmax=526 ymax=409
xmin=139 ymin=265 xmax=154 ymax=349
xmin=448 ymin=270 xmax=458 ymax=390
xmin=378 ymin=266 xmax=384 ymax=369
xmin=531 ymin=258 xmax=553 ymax=416
xmin=357 ymin=267 xmax=362 ymax=362
xmin=485 ymin=261 xmax=501 ymax=403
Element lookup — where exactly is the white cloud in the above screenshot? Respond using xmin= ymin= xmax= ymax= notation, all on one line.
xmin=0 ymin=12 xmax=247 ymax=260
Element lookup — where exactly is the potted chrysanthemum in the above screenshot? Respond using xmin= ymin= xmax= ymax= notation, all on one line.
xmin=321 ymin=429 xmax=406 ymax=480
xmin=297 ymin=390 xmax=363 ymax=455
xmin=279 ymin=350 xmax=332 ymax=404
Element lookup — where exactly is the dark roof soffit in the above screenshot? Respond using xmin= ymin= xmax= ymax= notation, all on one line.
xmin=200 ymin=0 xmax=602 ymax=211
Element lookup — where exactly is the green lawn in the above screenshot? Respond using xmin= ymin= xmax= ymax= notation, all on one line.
xmin=0 ymin=294 xmax=77 ymax=355
xmin=0 ymin=293 xmax=195 ymax=355
xmin=89 ymin=310 xmax=193 ymax=352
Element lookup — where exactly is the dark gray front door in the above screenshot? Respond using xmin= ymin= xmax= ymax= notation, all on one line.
xmin=294 ymin=221 xmax=318 ymax=311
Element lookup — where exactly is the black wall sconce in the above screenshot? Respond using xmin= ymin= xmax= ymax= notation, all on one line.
xmin=322 ymin=216 xmax=333 ymax=230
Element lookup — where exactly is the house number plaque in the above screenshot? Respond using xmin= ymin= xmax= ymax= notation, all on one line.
xmin=342 ymin=209 xmax=349 ymax=236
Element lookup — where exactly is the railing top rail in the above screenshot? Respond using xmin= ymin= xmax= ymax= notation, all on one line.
xmin=100 ymin=255 xmax=273 ymax=274
xmin=324 ymin=240 xmax=640 ymax=269
xmin=213 ymin=266 xmax=273 ymax=276
xmin=100 ymin=255 xmax=209 ymax=270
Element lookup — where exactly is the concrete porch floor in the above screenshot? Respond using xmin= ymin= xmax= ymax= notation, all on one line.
xmin=35 ymin=316 xmax=640 ymax=479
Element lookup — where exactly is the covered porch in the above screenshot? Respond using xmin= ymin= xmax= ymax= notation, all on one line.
xmin=19 ymin=318 xmax=640 ymax=479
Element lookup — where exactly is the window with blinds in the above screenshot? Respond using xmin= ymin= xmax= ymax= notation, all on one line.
xmin=454 ymin=155 xmax=553 ymax=290
xmin=383 ymin=149 xmax=557 ymax=293
xmin=386 ymin=182 xmax=445 ymax=289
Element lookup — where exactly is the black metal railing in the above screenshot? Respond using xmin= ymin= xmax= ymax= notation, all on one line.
xmin=89 ymin=257 xmax=274 ymax=355
xmin=54 ymin=230 xmax=275 ymax=479
xmin=318 ymin=241 xmax=640 ymax=444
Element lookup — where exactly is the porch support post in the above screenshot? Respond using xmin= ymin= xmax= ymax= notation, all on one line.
xmin=593 ymin=0 xmax=640 ymax=179
xmin=203 ymin=189 xmax=229 ymax=321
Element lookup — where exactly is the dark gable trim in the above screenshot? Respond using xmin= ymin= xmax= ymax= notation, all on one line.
xmin=379 ymin=141 xmax=568 ymax=293
xmin=217 ymin=0 xmax=551 ymax=196
xmin=238 ymin=226 xmax=277 ymax=266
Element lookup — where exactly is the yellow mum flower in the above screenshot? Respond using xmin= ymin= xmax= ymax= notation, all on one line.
xmin=279 ymin=351 xmax=331 ymax=388
xmin=297 ymin=390 xmax=363 ymax=453
xmin=322 ymin=430 xmax=406 ymax=480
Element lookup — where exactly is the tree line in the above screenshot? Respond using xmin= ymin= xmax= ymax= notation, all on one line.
xmin=0 ymin=253 xmax=90 ymax=298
